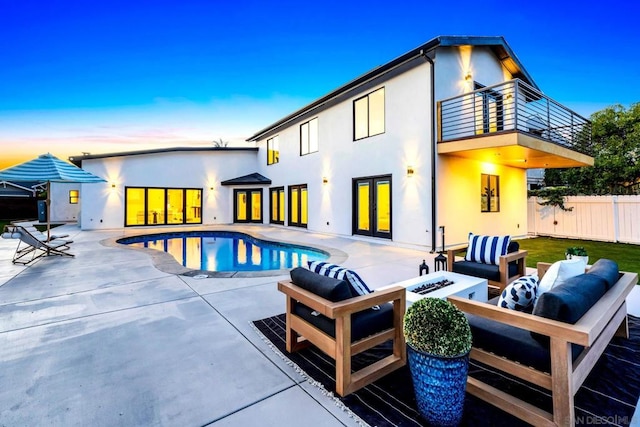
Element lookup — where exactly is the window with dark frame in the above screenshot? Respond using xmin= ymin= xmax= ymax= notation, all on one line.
xmin=353 ymin=87 xmax=385 ymax=140
xmin=69 ymin=190 xmax=79 ymax=204
xmin=124 ymin=187 xmax=202 ymax=226
xmin=300 ymin=118 xmax=318 ymax=155
xmin=267 ymin=136 xmax=279 ymax=165
xmin=269 ymin=187 xmax=285 ymax=225
xmin=481 ymin=174 xmax=500 ymax=212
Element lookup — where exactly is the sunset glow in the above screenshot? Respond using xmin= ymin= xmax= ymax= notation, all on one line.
xmin=1 ymin=1 xmax=638 ymax=169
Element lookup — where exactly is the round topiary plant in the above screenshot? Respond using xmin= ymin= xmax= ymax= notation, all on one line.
xmin=403 ymin=297 xmax=472 ymax=357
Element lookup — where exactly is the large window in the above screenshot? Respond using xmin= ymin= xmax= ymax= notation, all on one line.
xmin=300 ymin=118 xmax=318 ymax=155
xmin=234 ymin=188 xmax=262 ymax=223
xmin=481 ymin=174 xmax=500 ymax=212
xmin=267 ymin=136 xmax=279 ymax=165
xmin=270 ymin=187 xmax=285 ymax=225
xmin=125 ymin=187 xmax=202 ymax=226
xmin=353 ymin=175 xmax=391 ymax=239
xmin=354 ymin=87 xmax=385 ymax=140
xmin=288 ymin=184 xmax=308 ymax=228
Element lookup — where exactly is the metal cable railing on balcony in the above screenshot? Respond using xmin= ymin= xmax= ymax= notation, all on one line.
xmin=438 ymin=79 xmax=593 ymax=156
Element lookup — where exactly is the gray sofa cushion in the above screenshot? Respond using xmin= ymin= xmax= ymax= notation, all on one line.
xmin=293 ymin=301 xmax=395 ymax=342
xmin=452 ymin=261 xmax=520 ymax=283
xmin=586 ymin=258 xmax=620 ymax=290
xmin=467 ymin=310 xmax=582 ymax=372
xmin=531 ymin=272 xmax=609 ymax=346
xmin=290 ymin=267 xmax=352 ymax=302
xmin=533 ymin=273 xmax=608 ymax=324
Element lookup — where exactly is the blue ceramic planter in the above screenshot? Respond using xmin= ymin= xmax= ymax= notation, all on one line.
xmin=407 ymin=344 xmax=469 ymax=426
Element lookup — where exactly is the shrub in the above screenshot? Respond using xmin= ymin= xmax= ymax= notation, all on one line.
xmin=403 ymin=298 xmax=472 ymax=357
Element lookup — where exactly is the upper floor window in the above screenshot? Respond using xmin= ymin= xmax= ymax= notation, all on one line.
xmin=354 ymin=87 xmax=385 ymax=140
xmin=267 ymin=136 xmax=279 ymax=165
xmin=69 ymin=190 xmax=79 ymax=204
xmin=481 ymin=174 xmax=500 ymax=212
xmin=300 ymin=118 xmax=318 ymax=155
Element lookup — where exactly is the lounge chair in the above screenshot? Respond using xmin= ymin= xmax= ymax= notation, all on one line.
xmin=6 ymin=225 xmax=74 ymax=265
xmin=10 ymin=222 xmax=70 ymax=242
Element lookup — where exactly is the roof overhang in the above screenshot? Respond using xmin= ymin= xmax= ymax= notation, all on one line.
xmin=437 ymin=132 xmax=594 ymax=169
xmin=221 ymin=173 xmax=272 ymax=186
xmin=69 ymin=147 xmax=258 ymax=166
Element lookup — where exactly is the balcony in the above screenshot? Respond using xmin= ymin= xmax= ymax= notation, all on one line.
xmin=437 ymin=79 xmax=594 ymax=169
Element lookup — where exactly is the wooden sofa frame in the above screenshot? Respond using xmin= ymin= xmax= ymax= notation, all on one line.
xmin=448 ymin=262 xmax=638 ymax=427
xmin=277 ymin=280 xmax=406 ymax=396
xmin=447 ymin=246 xmax=528 ymax=292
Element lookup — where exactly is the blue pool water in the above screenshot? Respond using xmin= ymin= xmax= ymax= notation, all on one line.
xmin=117 ymin=231 xmax=329 ymax=272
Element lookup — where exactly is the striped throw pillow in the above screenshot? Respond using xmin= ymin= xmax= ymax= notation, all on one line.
xmin=306 ymin=261 xmax=372 ymax=296
xmin=464 ymin=234 xmax=511 ymax=265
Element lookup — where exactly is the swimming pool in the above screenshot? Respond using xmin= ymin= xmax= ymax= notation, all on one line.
xmin=117 ymin=231 xmax=329 ymax=272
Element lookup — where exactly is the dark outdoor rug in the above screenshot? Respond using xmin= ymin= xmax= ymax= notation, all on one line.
xmin=252 ymin=314 xmax=640 ymax=426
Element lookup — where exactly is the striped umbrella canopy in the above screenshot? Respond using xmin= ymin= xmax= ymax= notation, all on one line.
xmin=0 ymin=153 xmax=105 ymax=239
xmin=0 ymin=153 xmax=105 ymax=183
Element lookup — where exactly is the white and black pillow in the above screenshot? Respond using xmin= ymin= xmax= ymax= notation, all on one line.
xmin=498 ymin=275 xmax=539 ymax=311
xmin=465 ymin=233 xmax=511 ymax=265
xmin=536 ymin=258 xmax=586 ymax=303
xmin=306 ymin=261 xmax=372 ymax=296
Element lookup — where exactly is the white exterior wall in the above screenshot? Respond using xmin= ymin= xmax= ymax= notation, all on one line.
xmin=254 ymin=61 xmax=435 ymax=247
xmin=434 ymin=46 xmax=526 ymax=247
xmin=434 ymin=46 xmax=512 ymax=101
xmin=74 ymin=43 xmax=538 ymax=249
xmin=50 ymin=182 xmax=80 ymax=222
xmin=80 ymin=150 xmax=259 ymax=230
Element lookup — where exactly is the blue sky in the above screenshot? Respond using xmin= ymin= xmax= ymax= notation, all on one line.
xmin=1 ymin=0 xmax=638 ymax=168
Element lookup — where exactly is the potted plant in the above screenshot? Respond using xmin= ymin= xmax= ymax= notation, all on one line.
xmin=403 ymin=297 xmax=472 ymax=426
xmin=566 ymin=246 xmax=589 ymax=265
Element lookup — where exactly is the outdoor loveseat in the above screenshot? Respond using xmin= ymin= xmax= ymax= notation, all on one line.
xmin=277 ymin=267 xmax=406 ymax=396
xmin=448 ymin=259 xmax=638 ymax=427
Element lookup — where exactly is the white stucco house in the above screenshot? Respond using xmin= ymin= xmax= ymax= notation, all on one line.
xmin=72 ymin=35 xmax=594 ymax=250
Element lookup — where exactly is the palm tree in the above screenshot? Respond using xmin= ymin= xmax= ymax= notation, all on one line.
xmin=212 ymin=138 xmax=229 ymax=147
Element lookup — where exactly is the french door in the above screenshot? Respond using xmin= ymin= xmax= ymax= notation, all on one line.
xmin=353 ymin=175 xmax=391 ymax=239
xmin=234 ymin=189 xmax=262 ymax=223
xmin=270 ymin=187 xmax=285 ymax=225
xmin=288 ymin=184 xmax=307 ymax=228
xmin=474 ymin=83 xmax=504 ymax=134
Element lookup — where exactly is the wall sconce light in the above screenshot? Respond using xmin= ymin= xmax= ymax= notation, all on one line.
xmin=111 ymin=183 xmax=116 ymax=188
xmin=464 ymin=71 xmax=473 ymax=82
xmin=407 ymin=166 xmax=415 ymax=177
xmin=209 ymin=186 xmax=214 ymax=191
xmin=322 ymin=177 xmax=328 ymax=185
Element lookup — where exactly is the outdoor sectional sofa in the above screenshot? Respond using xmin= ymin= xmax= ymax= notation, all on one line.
xmin=448 ymin=259 xmax=638 ymax=427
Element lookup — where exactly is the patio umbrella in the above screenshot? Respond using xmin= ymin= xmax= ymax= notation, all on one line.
xmin=0 ymin=153 xmax=106 ymax=240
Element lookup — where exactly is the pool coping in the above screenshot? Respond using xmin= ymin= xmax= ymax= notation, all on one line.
xmin=100 ymin=226 xmax=348 ymax=278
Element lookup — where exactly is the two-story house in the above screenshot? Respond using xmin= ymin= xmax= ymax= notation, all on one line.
xmin=76 ymin=35 xmax=593 ymax=250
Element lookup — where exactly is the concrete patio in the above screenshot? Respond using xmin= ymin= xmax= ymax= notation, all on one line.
xmin=1 ymin=224 xmax=639 ymax=426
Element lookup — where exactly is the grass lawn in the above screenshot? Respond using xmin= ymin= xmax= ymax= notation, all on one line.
xmin=517 ymin=236 xmax=640 ymax=274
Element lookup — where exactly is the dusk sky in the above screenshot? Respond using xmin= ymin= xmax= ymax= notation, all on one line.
xmin=1 ymin=0 xmax=638 ymax=169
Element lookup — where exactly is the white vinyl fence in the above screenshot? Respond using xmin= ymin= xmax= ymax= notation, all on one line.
xmin=528 ymin=196 xmax=640 ymax=244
